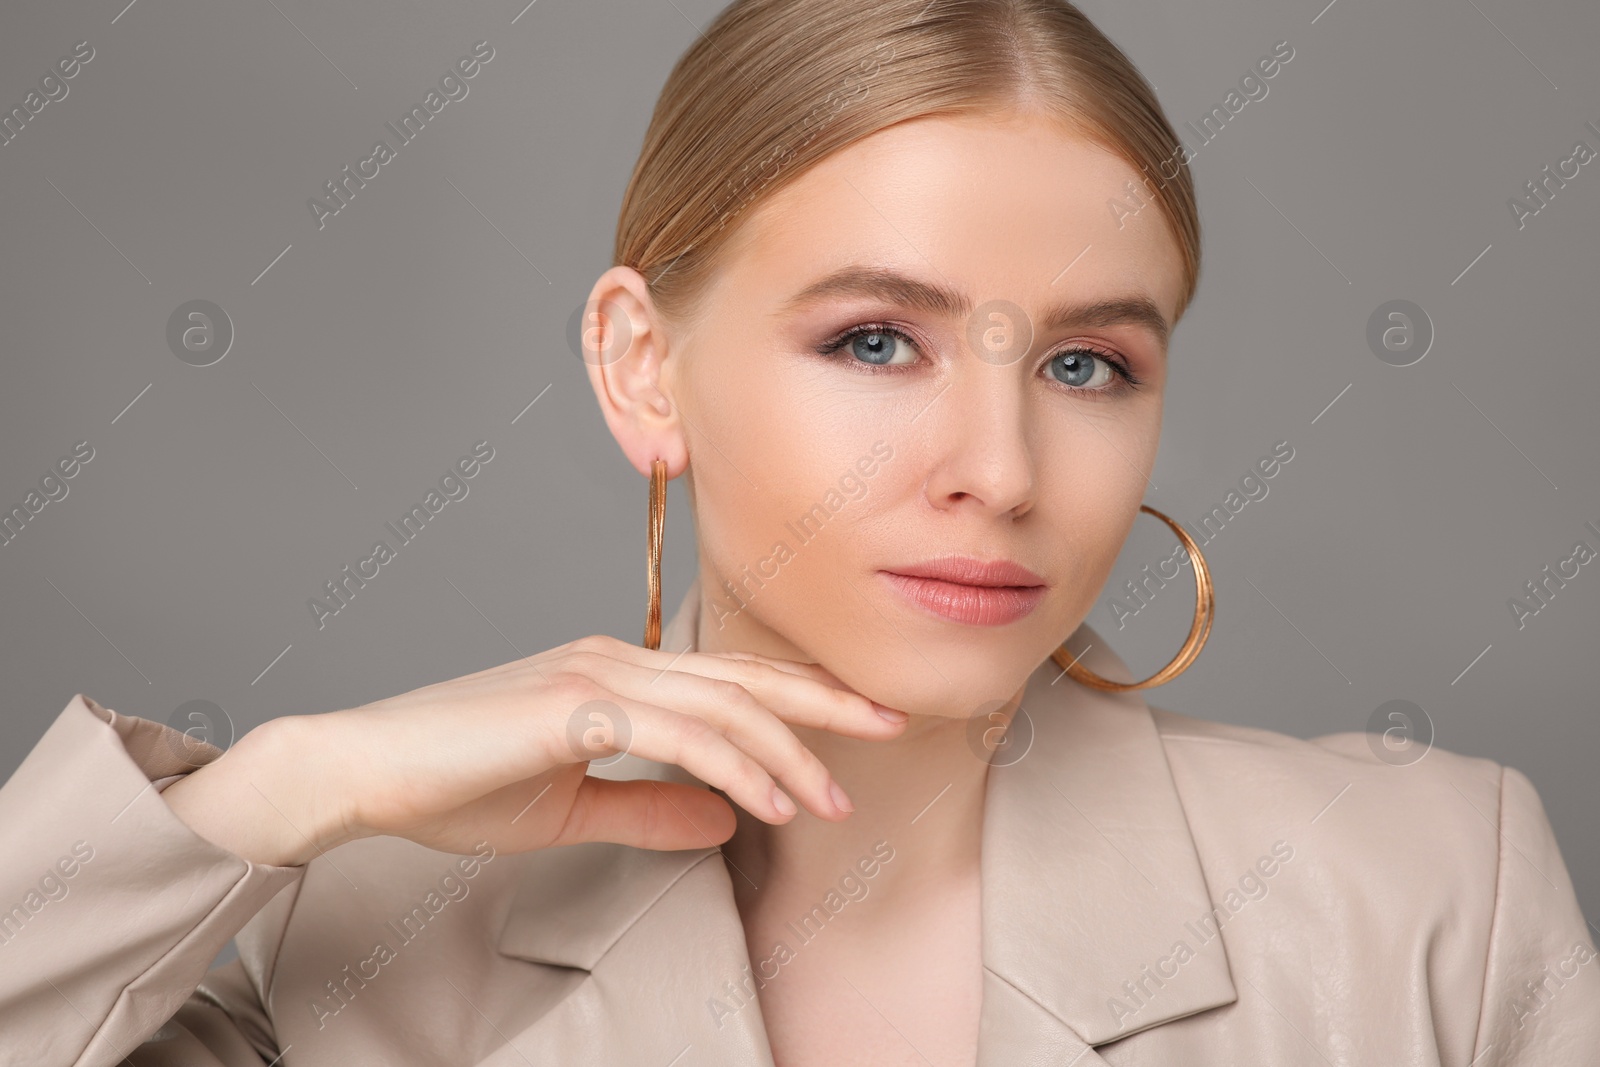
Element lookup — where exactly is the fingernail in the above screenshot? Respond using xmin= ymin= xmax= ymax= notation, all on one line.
xmin=771 ymin=787 xmax=797 ymax=818
xmin=875 ymin=704 xmax=909 ymax=725
xmin=829 ymin=780 xmax=855 ymax=813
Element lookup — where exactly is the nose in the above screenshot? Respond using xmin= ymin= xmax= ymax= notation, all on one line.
xmin=921 ymin=361 xmax=1038 ymax=519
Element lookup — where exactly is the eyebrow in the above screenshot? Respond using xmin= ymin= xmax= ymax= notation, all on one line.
xmin=778 ymin=265 xmax=1171 ymax=347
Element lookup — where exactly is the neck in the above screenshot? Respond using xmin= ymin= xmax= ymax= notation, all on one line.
xmin=692 ymin=586 xmax=1019 ymax=920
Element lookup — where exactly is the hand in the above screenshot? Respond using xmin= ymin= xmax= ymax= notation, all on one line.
xmin=164 ymin=635 xmax=908 ymax=866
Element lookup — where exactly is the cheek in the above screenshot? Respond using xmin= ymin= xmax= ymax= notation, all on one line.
xmin=1034 ymin=402 xmax=1161 ymax=617
xmin=682 ymin=345 xmax=877 ymax=585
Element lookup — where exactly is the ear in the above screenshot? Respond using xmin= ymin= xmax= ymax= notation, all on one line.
xmin=579 ymin=265 xmax=689 ymax=480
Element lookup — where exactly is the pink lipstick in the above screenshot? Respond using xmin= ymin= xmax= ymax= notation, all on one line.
xmin=878 ymin=555 xmax=1046 ymax=626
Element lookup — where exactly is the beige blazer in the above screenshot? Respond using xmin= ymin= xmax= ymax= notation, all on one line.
xmin=2 ymin=575 xmax=1596 ymax=1066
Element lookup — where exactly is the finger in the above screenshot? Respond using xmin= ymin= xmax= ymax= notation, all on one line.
xmin=554 ymin=776 xmax=736 ymax=850
xmin=589 ymin=643 xmax=906 ymax=736
xmin=713 ymin=654 xmax=865 ymax=698
xmin=609 ymin=663 xmax=850 ymax=819
xmin=676 ymin=647 xmax=851 ymax=690
xmin=568 ymin=693 xmax=819 ymax=824
xmin=674 ymin=654 xmax=906 ymax=734
xmin=569 ymin=653 xmax=896 ymax=817
xmin=715 ymin=650 xmax=836 ymax=682
xmin=553 ymin=636 xmax=856 ymax=701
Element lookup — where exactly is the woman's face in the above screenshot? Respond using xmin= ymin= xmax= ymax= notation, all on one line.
xmin=596 ymin=107 xmax=1185 ymax=720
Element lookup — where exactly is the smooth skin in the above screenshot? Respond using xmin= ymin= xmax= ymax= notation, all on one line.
xmin=165 ymin=104 xmax=1184 ymax=1067
xmin=162 ymin=642 xmax=903 ymax=867
xmin=585 ymin=105 xmax=1182 ymax=1066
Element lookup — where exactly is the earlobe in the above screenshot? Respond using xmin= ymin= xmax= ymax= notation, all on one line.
xmin=580 ymin=266 xmax=690 ymax=480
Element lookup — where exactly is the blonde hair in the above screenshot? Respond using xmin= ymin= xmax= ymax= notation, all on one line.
xmin=614 ymin=0 xmax=1201 ymax=331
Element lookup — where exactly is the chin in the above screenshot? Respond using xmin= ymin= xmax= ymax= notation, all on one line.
xmin=824 ymin=645 xmax=1039 ymax=722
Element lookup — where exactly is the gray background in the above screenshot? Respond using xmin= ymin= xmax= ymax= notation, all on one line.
xmin=2 ymin=0 xmax=1596 ymax=975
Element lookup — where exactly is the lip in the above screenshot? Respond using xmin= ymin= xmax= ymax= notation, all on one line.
xmin=882 ymin=554 xmax=1046 ymax=588
xmin=878 ymin=555 xmax=1047 ymax=626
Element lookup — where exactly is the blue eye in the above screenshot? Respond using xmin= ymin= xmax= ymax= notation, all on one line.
xmin=1049 ymin=350 xmax=1114 ymax=390
xmin=814 ymin=322 xmax=1140 ymax=398
xmin=844 ymin=329 xmax=914 ymax=366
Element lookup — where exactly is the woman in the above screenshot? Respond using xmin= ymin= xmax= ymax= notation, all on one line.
xmin=2 ymin=0 xmax=1594 ymax=1064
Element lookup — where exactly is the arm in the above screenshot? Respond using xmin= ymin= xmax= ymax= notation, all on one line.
xmin=1470 ymin=764 xmax=1600 ymax=1065
xmin=0 ymin=694 xmax=306 ymax=1067
xmin=1 ymin=643 xmax=899 ymax=1063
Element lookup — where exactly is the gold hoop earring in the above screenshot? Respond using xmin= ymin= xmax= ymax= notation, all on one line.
xmin=644 ymin=457 xmax=667 ymax=650
xmin=1051 ymin=503 xmax=1214 ymax=691
xmin=645 ymin=476 xmax=1213 ymax=682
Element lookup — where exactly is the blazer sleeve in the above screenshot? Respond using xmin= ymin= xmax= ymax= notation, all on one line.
xmin=1470 ymin=764 xmax=1600 ymax=1065
xmin=0 ymin=694 xmax=306 ymax=1067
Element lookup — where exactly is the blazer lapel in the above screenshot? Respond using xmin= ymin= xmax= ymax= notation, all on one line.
xmin=491 ymin=580 xmax=777 ymax=1066
xmin=975 ymin=626 xmax=1238 ymax=1063
xmin=493 ymin=576 xmax=1235 ymax=1065
xmin=490 ymin=843 xmax=776 ymax=1065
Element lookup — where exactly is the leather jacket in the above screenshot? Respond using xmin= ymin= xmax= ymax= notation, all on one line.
xmin=2 ymin=575 xmax=1595 ymax=1065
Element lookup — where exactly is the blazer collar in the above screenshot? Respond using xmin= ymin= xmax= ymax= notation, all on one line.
xmin=496 ymin=575 xmax=1235 ymax=1063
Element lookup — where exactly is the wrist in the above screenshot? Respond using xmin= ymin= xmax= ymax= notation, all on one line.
xmin=163 ymin=713 xmax=351 ymax=868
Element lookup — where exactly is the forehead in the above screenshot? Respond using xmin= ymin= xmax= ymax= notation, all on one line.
xmin=711 ymin=109 xmax=1186 ymax=328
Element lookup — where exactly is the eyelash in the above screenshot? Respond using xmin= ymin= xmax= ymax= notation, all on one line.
xmin=814 ymin=322 xmax=1142 ymax=398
